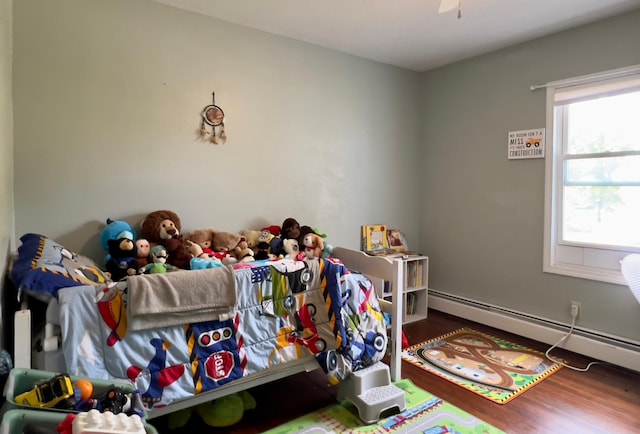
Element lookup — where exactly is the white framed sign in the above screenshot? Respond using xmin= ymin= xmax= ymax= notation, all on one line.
xmin=508 ymin=128 xmax=545 ymax=160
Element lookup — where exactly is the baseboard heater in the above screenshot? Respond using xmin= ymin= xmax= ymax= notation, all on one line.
xmin=428 ymin=289 xmax=640 ymax=373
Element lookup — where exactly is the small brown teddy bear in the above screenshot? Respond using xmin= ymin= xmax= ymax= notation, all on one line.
xmin=186 ymin=240 xmax=222 ymax=263
xmin=239 ymin=229 xmax=261 ymax=254
xmin=139 ymin=210 xmax=190 ymax=269
xmin=186 ymin=229 xmax=216 ymax=259
xmin=233 ymin=237 xmax=255 ymax=263
xmin=212 ymin=230 xmax=243 ymax=265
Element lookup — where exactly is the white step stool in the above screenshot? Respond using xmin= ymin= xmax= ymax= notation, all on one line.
xmin=336 ymin=362 xmax=406 ymax=424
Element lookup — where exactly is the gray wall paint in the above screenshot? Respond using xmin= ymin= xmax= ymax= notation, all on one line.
xmin=12 ymin=0 xmax=422 ymax=263
xmin=421 ymin=10 xmax=640 ymax=342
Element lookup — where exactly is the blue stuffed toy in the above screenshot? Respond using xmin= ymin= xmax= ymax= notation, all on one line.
xmin=101 ymin=218 xmax=136 ymax=267
xmin=105 ymin=237 xmax=139 ymax=281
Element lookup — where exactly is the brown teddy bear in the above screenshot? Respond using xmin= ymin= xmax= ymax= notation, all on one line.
xmin=240 ymin=229 xmax=261 ymax=254
xmin=186 ymin=240 xmax=222 ymax=264
xmin=139 ymin=210 xmax=190 ymax=269
xmin=212 ymin=230 xmax=243 ymax=265
xmin=233 ymin=237 xmax=255 ymax=263
xmin=186 ymin=229 xmax=216 ymax=259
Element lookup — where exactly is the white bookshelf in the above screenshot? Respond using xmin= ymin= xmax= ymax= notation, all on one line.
xmin=377 ymin=255 xmax=429 ymax=324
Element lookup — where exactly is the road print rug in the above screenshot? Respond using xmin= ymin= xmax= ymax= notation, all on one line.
xmin=401 ymin=328 xmax=562 ymax=404
xmin=264 ymin=379 xmax=504 ymax=433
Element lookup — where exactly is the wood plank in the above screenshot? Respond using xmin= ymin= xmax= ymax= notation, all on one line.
xmin=148 ymin=309 xmax=640 ymax=433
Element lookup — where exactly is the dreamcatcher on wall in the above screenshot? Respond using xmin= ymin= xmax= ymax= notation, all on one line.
xmin=199 ymin=91 xmax=227 ymax=144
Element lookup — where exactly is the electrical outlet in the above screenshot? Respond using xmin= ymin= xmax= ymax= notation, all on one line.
xmin=570 ymin=301 xmax=580 ymax=318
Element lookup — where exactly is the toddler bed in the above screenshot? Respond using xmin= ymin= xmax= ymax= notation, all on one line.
xmin=8 ymin=235 xmax=404 ymax=419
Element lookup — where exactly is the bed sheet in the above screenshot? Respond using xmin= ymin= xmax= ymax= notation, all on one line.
xmin=57 ymin=258 xmax=386 ymax=411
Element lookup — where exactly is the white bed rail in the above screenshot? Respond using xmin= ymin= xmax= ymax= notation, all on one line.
xmin=331 ymin=247 xmax=403 ymax=382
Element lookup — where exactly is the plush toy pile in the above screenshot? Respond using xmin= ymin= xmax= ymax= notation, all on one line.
xmin=97 ymin=213 xmax=331 ymax=427
xmin=99 ymin=212 xmax=332 ymax=280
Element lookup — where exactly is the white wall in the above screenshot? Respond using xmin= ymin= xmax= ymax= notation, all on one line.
xmin=12 ymin=0 xmax=423 ymax=262
xmin=0 ymin=0 xmax=14 ymax=349
xmin=421 ymin=10 xmax=640 ymax=343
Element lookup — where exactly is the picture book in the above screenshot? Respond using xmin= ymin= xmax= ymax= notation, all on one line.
xmin=387 ymin=228 xmax=409 ymax=253
xmin=361 ymin=225 xmax=390 ymax=253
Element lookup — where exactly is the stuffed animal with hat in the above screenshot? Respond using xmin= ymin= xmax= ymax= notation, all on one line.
xmin=105 ymin=237 xmax=139 ymax=280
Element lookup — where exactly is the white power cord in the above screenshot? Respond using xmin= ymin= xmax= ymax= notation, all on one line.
xmin=545 ymin=312 xmax=599 ymax=372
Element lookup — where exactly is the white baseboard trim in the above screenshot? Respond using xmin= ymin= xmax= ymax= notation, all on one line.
xmin=429 ymin=290 xmax=640 ymax=373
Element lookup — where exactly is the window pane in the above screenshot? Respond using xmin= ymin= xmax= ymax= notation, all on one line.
xmin=563 ymin=185 xmax=640 ymax=248
xmin=567 ymin=91 xmax=640 ymax=154
xmin=565 ymin=155 xmax=640 ymax=186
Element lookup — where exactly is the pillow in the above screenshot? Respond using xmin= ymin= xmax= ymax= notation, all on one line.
xmin=11 ymin=233 xmax=111 ymax=302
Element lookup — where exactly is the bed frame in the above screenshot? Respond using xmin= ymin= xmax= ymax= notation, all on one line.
xmin=331 ymin=247 xmax=404 ymax=382
xmin=15 ymin=246 xmax=404 ymax=419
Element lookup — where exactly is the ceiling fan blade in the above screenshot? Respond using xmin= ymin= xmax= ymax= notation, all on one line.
xmin=438 ymin=0 xmax=459 ymax=13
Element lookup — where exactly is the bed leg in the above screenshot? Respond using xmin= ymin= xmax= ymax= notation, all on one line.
xmin=14 ymin=309 xmax=31 ymax=369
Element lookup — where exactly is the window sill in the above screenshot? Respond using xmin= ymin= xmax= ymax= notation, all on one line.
xmin=543 ymin=262 xmax=626 ymax=285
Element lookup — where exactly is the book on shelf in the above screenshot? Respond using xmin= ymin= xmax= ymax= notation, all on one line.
xmin=407 ymin=261 xmax=417 ymax=288
xmin=387 ymin=228 xmax=409 ymax=253
xmin=406 ymin=292 xmax=416 ymax=315
xmin=361 ymin=225 xmax=422 ymax=257
xmin=361 ymin=224 xmax=390 ymax=254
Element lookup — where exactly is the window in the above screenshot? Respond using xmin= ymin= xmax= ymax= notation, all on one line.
xmin=544 ymin=66 xmax=640 ymax=284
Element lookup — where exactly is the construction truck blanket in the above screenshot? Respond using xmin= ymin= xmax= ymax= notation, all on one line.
xmin=57 ymin=257 xmax=387 ymax=411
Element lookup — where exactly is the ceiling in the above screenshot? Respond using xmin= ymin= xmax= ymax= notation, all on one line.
xmin=151 ymin=0 xmax=640 ymax=72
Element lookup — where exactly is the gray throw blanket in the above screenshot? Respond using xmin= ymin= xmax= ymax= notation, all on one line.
xmin=126 ymin=266 xmax=237 ymax=331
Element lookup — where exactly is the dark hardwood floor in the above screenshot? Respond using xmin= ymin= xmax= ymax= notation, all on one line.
xmin=148 ymin=309 xmax=640 ymax=433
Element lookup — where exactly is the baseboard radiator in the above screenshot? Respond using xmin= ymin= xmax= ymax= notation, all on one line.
xmin=428 ymin=290 xmax=640 ymax=373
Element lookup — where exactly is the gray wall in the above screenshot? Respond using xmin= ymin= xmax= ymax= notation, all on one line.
xmin=0 ymin=0 xmax=14 ymax=349
xmin=12 ymin=0 xmax=423 ymax=262
xmin=421 ymin=10 xmax=640 ymax=342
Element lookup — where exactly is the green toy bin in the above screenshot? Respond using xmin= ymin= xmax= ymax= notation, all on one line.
xmin=2 ymin=368 xmax=143 ymax=417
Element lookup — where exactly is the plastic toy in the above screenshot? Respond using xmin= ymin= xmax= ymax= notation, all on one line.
xmin=93 ymin=386 xmax=133 ymax=415
xmin=72 ymin=409 xmax=145 ymax=434
xmin=74 ymin=379 xmax=94 ymax=401
xmin=14 ymin=373 xmax=76 ymax=409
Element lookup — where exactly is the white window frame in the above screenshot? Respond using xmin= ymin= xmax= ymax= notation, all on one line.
xmin=543 ymin=65 xmax=640 ymax=285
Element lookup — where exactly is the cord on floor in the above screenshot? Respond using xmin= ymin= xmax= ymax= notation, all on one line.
xmin=545 ymin=315 xmax=599 ymax=372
